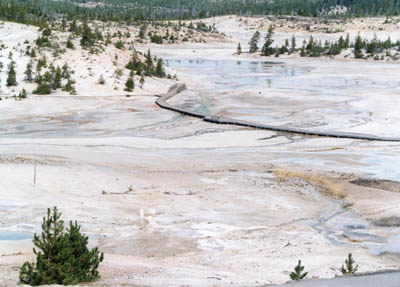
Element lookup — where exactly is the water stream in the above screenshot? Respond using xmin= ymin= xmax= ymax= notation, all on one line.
xmin=165 ymin=58 xmax=400 ymax=254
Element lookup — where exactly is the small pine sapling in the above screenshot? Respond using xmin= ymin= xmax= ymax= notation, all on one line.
xmin=341 ymin=253 xmax=358 ymax=275
xmin=236 ymin=42 xmax=242 ymax=55
xmin=290 ymin=260 xmax=308 ymax=281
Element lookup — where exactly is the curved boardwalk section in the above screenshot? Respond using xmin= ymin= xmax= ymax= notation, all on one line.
xmin=156 ymin=84 xmax=400 ymax=142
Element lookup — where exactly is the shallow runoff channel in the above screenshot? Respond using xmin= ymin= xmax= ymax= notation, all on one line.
xmin=162 ymin=58 xmax=400 ymax=254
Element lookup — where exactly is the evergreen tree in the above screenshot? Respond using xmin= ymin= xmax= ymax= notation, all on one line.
xmin=63 ymin=79 xmax=75 ymax=93
xmin=338 ymin=36 xmax=345 ymax=49
xmin=69 ymin=20 xmax=77 ymax=33
xmin=236 ymin=42 xmax=242 ymax=55
xmin=290 ymin=260 xmax=307 ymax=281
xmin=261 ymin=25 xmax=275 ymax=56
xmin=124 ymin=76 xmax=134 ymax=92
xmin=53 ymin=66 xmax=62 ymax=90
xmin=145 ymin=49 xmax=154 ymax=75
xmin=138 ymin=25 xmax=146 ymax=40
xmin=18 ymin=89 xmax=27 ymax=99
xmin=97 ymin=74 xmax=105 ymax=85
xmin=61 ymin=18 xmax=66 ymax=31
xmin=33 ymin=82 xmax=52 ymax=95
xmin=345 ymin=33 xmax=350 ymax=49
xmin=114 ymin=68 xmax=123 ymax=79
xmin=61 ymin=63 xmax=71 ymax=79
xmin=24 ymin=61 xmax=33 ymax=82
xmin=7 ymin=62 xmax=17 ymax=86
xmin=66 ymin=37 xmax=74 ymax=49
xmin=139 ymin=75 xmax=145 ymax=88
xmin=290 ymin=34 xmax=296 ymax=54
xmin=19 ymin=207 xmax=104 ymax=285
xmin=43 ymin=71 xmax=53 ymax=85
xmin=341 ymin=253 xmax=358 ymax=275
xmin=306 ymin=35 xmax=314 ymax=51
xmin=354 ymin=34 xmax=364 ymax=59
xmin=81 ymin=22 xmax=95 ymax=48
xmin=248 ymin=31 xmax=260 ymax=53
xmin=155 ymin=59 xmax=165 ymax=77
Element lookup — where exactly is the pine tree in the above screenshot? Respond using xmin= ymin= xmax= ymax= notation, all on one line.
xmin=18 ymin=89 xmax=27 ymax=99
xmin=300 ymin=41 xmax=306 ymax=57
xmin=155 ymin=59 xmax=165 ymax=77
xmin=6 ymin=62 xmax=17 ymax=86
xmin=63 ymin=221 xmax=103 ymax=280
xmin=341 ymin=253 xmax=358 ymax=275
xmin=138 ymin=25 xmax=146 ymax=39
xmin=290 ymin=34 xmax=296 ymax=54
xmin=69 ymin=20 xmax=77 ymax=33
xmin=290 ymin=260 xmax=308 ymax=281
xmin=34 ymin=82 xmax=52 ymax=95
xmin=306 ymin=35 xmax=314 ymax=52
xmin=61 ymin=18 xmax=66 ymax=31
xmin=124 ymin=76 xmax=134 ymax=92
xmin=145 ymin=49 xmax=154 ymax=76
xmin=97 ymin=74 xmax=105 ymax=85
xmin=24 ymin=61 xmax=33 ymax=82
xmin=345 ymin=33 xmax=350 ymax=49
xmin=53 ymin=66 xmax=62 ymax=90
xmin=236 ymin=42 xmax=242 ymax=55
xmin=338 ymin=36 xmax=345 ymax=49
xmin=354 ymin=34 xmax=364 ymax=59
xmin=63 ymin=79 xmax=75 ymax=93
xmin=19 ymin=207 xmax=104 ymax=286
xmin=66 ymin=37 xmax=74 ymax=49
xmin=261 ymin=25 xmax=275 ymax=56
xmin=139 ymin=75 xmax=145 ymax=88
xmin=81 ymin=22 xmax=94 ymax=48
xmin=248 ymin=31 xmax=260 ymax=53
xmin=61 ymin=63 xmax=71 ymax=79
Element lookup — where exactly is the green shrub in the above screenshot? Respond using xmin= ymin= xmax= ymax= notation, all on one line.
xmin=124 ymin=76 xmax=134 ymax=91
xmin=18 ymin=89 xmax=27 ymax=99
xmin=114 ymin=40 xmax=124 ymax=49
xmin=33 ymin=82 xmax=51 ymax=95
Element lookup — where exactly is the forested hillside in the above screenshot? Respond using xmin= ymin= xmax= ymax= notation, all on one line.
xmin=1 ymin=0 xmax=400 ymax=25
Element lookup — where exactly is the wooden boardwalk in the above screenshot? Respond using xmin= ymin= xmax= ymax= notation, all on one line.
xmin=156 ymin=84 xmax=400 ymax=142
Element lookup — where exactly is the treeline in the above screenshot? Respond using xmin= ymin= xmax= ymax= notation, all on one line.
xmin=245 ymin=27 xmax=400 ymax=60
xmin=3 ymin=0 xmax=400 ymax=27
xmin=63 ymin=0 xmax=400 ymax=18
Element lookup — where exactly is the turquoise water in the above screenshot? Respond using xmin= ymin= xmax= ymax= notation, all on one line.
xmin=166 ymin=59 xmax=312 ymax=118
xmin=166 ymin=59 xmax=310 ymax=91
xmin=0 ymin=231 xmax=32 ymax=240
